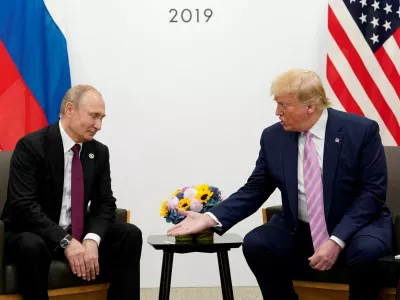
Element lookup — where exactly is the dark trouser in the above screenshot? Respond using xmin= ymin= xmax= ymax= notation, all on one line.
xmin=242 ymin=215 xmax=391 ymax=300
xmin=5 ymin=223 xmax=142 ymax=300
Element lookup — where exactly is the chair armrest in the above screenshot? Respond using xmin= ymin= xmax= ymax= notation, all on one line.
xmin=0 ymin=220 xmax=4 ymax=293
xmin=393 ymin=213 xmax=400 ymax=254
xmin=262 ymin=205 xmax=283 ymax=224
xmin=115 ymin=208 xmax=129 ymax=224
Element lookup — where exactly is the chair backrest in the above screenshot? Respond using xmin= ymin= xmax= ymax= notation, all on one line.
xmin=0 ymin=151 xmax=13 ymax=215
xmin=385 ymin=146 xmax=400 ymax=217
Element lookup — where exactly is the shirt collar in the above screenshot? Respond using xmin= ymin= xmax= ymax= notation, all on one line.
xmin=59 ymin=121 xmax=83 ymax=154
xmin=303 ymin=109 xmax=328 ymax=140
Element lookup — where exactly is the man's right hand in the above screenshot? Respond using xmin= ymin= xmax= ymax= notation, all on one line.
xmin=167 ymin=209 xmax=217 ymax=236
xmin=64 ymin=238 xmax=88 ymax=280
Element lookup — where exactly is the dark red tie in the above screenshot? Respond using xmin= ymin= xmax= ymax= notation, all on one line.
xmin=71 ymin=144 xmax=84 ymax=241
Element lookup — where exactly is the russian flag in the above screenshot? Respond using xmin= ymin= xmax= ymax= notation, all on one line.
xmin=0 ymin=0 xmax=71 ymax=150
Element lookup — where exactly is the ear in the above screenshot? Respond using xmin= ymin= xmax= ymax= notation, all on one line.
xmin=64 ymin=102 xmax=75 ymax=117
xmin=306 ymin=101 xmax=317 ymax=114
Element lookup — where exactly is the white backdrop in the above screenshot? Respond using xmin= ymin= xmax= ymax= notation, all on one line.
xmin=45 ymin=0 xmax=332 ymax=288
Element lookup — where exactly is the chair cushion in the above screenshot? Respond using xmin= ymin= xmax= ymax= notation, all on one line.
xmin=4 ymin=260 xmax=107 ymax=294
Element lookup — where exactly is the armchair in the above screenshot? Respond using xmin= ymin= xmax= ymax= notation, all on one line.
xmin=262 ymin=146 xmax=400 ymax=300
xmin=0 ymin=151 xmax=130 ymax=300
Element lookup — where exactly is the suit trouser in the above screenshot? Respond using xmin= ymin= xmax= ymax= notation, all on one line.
xmin=4 ymin=223 xmax=143 ymax=300
xmin=242 ymin=215 xmax=391 ymax=300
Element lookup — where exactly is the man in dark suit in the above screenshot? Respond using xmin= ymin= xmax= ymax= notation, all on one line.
xmin=2 ymin=85 xmax=142 ymax=300
xmin=168 ymin=69 xmax=393 ymax=300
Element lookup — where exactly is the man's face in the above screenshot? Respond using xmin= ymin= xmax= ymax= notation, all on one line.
xmin=68 ymin=91 xmax=106 ymax=142
xmin=274 ymin=94 xmax=310 ymax=132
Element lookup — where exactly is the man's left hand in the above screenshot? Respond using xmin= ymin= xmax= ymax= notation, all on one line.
xmin=308 ymin=239 xmax=342 ymax=271
xmin=82 ymin=239 xmax=100 ymax=281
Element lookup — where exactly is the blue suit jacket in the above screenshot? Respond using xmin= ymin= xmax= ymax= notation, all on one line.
xmin=211 ymin=108 xmax=393 ymax=249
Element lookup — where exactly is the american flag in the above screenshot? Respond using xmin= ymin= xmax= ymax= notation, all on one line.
xmin=326 ymin=0 xmax=400 ymax=145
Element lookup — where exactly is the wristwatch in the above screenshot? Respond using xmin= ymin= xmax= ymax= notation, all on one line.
xmin=60 ymin=234 xmax=72 ymax=249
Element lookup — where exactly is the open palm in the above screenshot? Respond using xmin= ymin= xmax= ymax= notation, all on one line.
xmin=167 ymin=209 xmax=216 ymax=236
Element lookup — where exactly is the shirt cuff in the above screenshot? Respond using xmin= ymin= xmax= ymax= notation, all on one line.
xmin=330 ymin=235 xmax=345 ymax=249
xmin=205 ymin=212 xmax=222 ymax=227
xmin=83 ymin=233 xmax=101 ymax=247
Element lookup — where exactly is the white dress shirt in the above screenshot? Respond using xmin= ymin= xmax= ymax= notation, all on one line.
xmin=59 ymin=121 xmax=101 ymax=246
xmin=207 ymin=109 xmax=345 ymax=249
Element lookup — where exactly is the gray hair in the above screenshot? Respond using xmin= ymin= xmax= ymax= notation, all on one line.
xmin=59 ymin=84 xmax=100 ymax=116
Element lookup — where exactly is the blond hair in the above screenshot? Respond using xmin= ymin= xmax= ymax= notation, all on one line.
xmin=59 ymin=84 xmax=100 ymax=116
xmin=270 ymin=69 xmax=331 ymax=109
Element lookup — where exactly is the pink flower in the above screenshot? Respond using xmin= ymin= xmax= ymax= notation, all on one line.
xmin=184 ymin=188 xmax=198 ymax=199
xmin=167 ymin=196 xmax=179 ymax=210
xmin=190 ymin=199 xmax=203 ymax=212
xmin=182 ymin=186 xmax=190 ymax=193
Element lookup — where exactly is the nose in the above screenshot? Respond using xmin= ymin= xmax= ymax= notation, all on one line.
xmin=275 ymin=104 xmax=282 ymax=117
xmin=94 ymin=118 xmax=102 ymax=131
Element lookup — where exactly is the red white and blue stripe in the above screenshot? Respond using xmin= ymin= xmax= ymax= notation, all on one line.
xmin=0 ymin=0 xmax=71 ymax=150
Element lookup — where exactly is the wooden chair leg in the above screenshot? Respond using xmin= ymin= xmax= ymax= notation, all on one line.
xmin=396 ymin=279 xmax=400 ymax=300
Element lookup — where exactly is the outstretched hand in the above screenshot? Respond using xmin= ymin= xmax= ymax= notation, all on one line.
xmin=167 ymin=209 xmax=217 ymax=236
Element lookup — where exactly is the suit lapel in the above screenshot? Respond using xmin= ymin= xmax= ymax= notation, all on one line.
xmin=47 ymin=123 xmax=64 ymax=210
xmin=322 ymin=109 xmax=344 ymax=219
xmin=81 ymin=142 xmax=95 ymax=204
xmin=282 ymin=131 xmax=299 ymax=223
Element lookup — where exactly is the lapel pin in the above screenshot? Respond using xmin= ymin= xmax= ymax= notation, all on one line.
xmin=89 ymin=153 xmax=94 ymax=159
xmin=335 ymin=138 xmax=340 ymax=143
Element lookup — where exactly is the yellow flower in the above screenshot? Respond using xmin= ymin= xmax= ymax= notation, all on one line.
xmin=172 ymin=189 xmax=182 ymax=196
xmin=178 ymin=198 xmax=191 ymax=210
xmin=195 ymin=184 xmax=214 ymax=203
xmin=160 ymin=201 xmax=168 ymax=217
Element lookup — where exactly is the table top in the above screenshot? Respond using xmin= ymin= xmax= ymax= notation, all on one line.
xmin=379 ymin=255 xmax=400 ymax=264
xmin=147 ymin=233 xmax=243 ymax=253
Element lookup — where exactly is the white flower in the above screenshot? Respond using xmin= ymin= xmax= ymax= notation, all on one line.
xmin=184 ymin=188 xmax=198 ymax=200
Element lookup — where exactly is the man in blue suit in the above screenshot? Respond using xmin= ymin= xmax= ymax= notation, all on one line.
xmin=168 ymin=69 xmax=393 ymax=300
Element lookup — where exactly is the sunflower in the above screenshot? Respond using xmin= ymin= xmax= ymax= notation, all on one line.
xmin=178 ymin=198 xmax=191 ymax=210
xmin=195 ymin=184 xmax=214 ymax=204
xmin=160 ymin=201 xmax=168 ymax=217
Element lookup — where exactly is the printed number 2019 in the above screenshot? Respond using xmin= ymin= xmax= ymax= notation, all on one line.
xmin=169 ymin=9 xmax=213 ymax=23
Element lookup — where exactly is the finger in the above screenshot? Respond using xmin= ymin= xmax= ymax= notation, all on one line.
xmin=88 ymin=257 xmax=97 ymax=280
xmin=84 ymin=255 xmax=92 ymax=281
xmin=74 ymin=259 xmax=82 ymax=277
xmin=308 ymin=254 xmax=318 ymax=267
xmin=79 ymin=257 xmax=86 ymax=280
xmin=167 ymin=224 xmax=182 ymax=235
xmin=69 ymin=259 xmax=77 ymax=275
xmin=94 ymin=258 xmax=100 ymax=276
xmin=326 ymin=262 xmax=334 ymax=271
xmin=89 ymin=261 xmax=95 ymax=280
xmin=168 ymin=224 xmax=190 ymax=236
xmin=312 ymin=260 xmax=326 ymax=271
xmin=323 ymin=260 xmax=334 ymax=271
xmin=177 ymin=209 xmax=189 ymax=216
xmin=169 ymin=227 xmax=192 ymax=237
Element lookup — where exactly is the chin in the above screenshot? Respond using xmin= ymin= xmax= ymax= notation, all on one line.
xmin=83 ymin=135 xmax=95 ymax=142
xmin=282 ymin=125 xmax=295 ymax=132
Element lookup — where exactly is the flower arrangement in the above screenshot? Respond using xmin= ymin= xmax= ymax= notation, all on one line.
xmin=160 ymin=184 xmax=223 ymax=225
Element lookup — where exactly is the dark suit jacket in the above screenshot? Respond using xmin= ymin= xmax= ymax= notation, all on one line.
xmin=1 ymin=122 xmax=117 ymax=250
xmin=211 ymin=108 xmax=393 ymax=249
